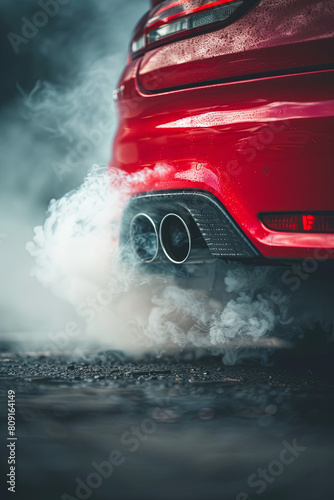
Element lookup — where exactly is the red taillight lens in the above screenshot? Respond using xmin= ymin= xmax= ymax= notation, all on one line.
xmin=261 ymin=213 xmax=334 ymax=233
xmin=131 ymin=0 xmax=249 ymax=56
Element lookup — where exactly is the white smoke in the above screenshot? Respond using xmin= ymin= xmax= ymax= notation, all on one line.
xmin=0 ymin=0 xmax=149 ymax=334
xmin=26 ymin=165 xmax=284 ymax=358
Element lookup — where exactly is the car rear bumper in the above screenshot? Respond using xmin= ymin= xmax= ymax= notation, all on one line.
xmin=110 ymin=68 xmax=334 ymax=260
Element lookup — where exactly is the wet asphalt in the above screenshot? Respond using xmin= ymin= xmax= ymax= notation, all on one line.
xmin=1 ymin=341 xmax=334 ymax=500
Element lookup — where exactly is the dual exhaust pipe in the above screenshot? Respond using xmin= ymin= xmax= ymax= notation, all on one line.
xmin=130 ymin=212 xmax=205 ymax=265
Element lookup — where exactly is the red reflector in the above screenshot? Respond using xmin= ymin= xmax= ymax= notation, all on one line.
xmin=302 ymin=215 xmax=315 ymax=231
xmin=261 ymin=213 xmax=334 ymax=233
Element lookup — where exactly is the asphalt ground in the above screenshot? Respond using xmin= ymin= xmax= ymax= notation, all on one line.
xmin=1 ymin=341 xmax=334 ymax=500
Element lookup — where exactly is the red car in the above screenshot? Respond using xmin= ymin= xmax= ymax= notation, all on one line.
xmin=109 ymin=0 xmax=334 ymax=267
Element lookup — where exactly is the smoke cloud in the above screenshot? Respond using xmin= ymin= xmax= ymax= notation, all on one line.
xmin=0 ymin=0 xmax=149 ymax=334
xmin=25 ymin=164 xmax=286 ymax=358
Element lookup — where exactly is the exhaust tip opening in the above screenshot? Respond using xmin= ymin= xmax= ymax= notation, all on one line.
xmin=130 ymin=213 xmax=159 ymax=263
xmin=159 ymin=213 xmax=191 ymax=264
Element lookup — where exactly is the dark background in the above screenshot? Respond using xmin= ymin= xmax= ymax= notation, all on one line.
xmin=0 ymin=0 xmax=149 ymax=333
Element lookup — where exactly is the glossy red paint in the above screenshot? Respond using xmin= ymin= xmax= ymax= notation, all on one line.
xmin=139 ymin=0 xmax=334 ymax=91
xmin=109 ymin=0 xmax=334 ymax=260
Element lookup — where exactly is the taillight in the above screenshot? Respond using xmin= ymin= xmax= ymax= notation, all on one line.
xmin=260 ymin=213 xmax=334 ymax=233
xmin=131 ymin=0 xmax=255 ymax=57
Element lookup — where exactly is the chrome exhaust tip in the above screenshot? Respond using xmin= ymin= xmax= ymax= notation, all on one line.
xmin=159 ymin=213 xmax=191 ymax=264
xmin=130 ymin=213 xmax=159 ymax=263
